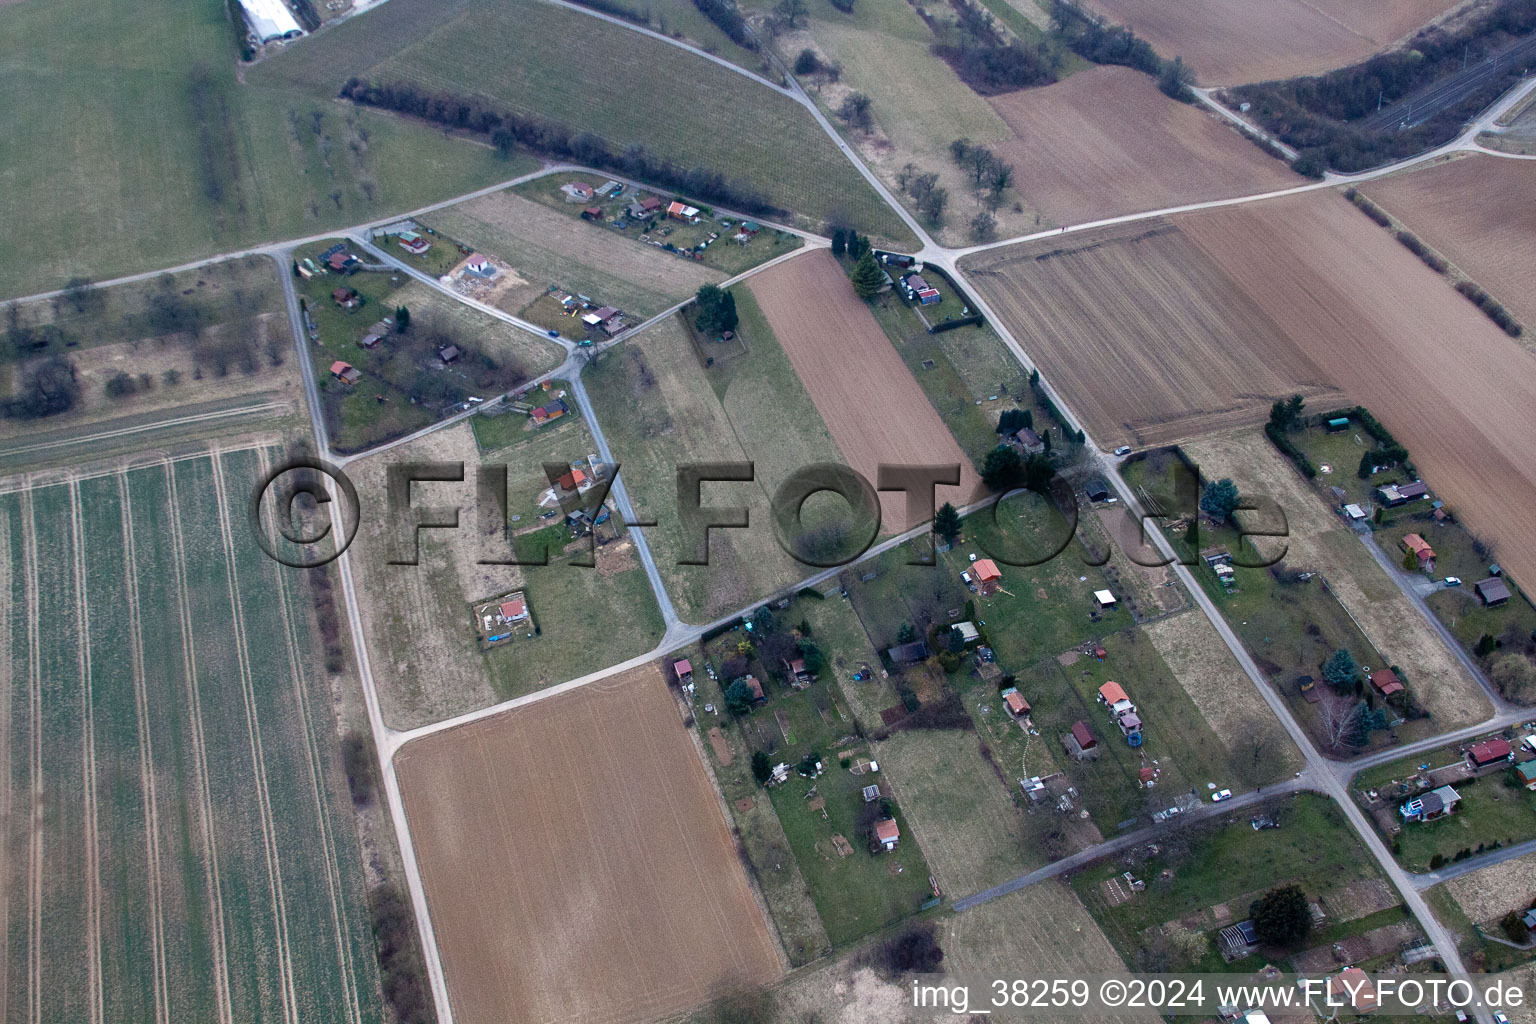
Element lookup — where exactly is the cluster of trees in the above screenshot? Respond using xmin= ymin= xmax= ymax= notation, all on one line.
xmin=339 ymin=730 xmax=377 ymax=807
xmin=896 ymin=162 xmax=948 ymax=224
xmin=564 ymin=0 xmax=652 ymax=28
xmin=981 ymin=444 xmax=1055 ymax=493
xmin=368 ymin=884 xmax=437 ymax=1024
xmin=1251 ymin=884 xmax=1312 ymax=947
xmin=1230 ymin=0 xmax=1536 ymax=172
xmin=103 ymin=371 xmax=156 ymax=400
xmin=339 ymin=79 xmax=782 ymax=218
xmin=691 ymin=0 xmax=757 ymax=50
xmin=727 ymin=611 xmax=826 ymax=720
xmin=693 ymin=284 xmax=739 ymax=335
xmin=836 ymin=91 xmax=874 ymax=131
xmin=4 ymin=356 xmax=80 ymax=420
xmin=1264 ymin=393 xmax=1317 ymax=477
xmin=950 ymin=139 xmax=1015 ymax=206
xmin=1198 ymin=477 xmax=1241 ymax=521
xmin=1049 ymin=0 xmax=1160 ymax=74
xmin=997 ymin=407 xmax=1034 ymax=434
xmin=933 ymin=0 xmax=1055 ymax=95
xmin=829 ymin=226 xmax=870 ymax=259
xmin=849 ymin=249 xmax=886 ymax=299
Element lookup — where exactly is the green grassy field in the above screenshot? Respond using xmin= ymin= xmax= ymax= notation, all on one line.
xmin=1072 ymin=794 xmax=1399 ymax=972
xmin=0 ymin=0 xmax=533 ymax=299
xmin=295 ymin=240 xmax=561 ymax=452
xmin=695 ymin=601 xmax=936 ymax=949
xmin=510 ymin=177 xmax=805 ymax=278
xmin=1353 ymin=741 xmax=1536 ymax=872
xmin=1121 ymin=449 xmax=1428 ymax=755
xmin=581 ymin=306 xmax=844 ymax=622
xmin=0 ymin=447 xmax=380 ymax=1023
xmin=252 ymin=0 xmax=914 ymax=245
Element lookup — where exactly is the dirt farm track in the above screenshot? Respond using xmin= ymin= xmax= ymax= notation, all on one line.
xmin=747 ymin=248 xmax=980 ymax=528
xmin=395 ymin=662 xmax=781 ymax=1024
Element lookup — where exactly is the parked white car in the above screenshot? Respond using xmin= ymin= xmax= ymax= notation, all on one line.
xmin=1211 ymin=789 xmax=1233 ymax=802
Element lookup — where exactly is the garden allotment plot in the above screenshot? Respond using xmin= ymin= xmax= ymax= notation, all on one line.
xmin=0 ymin=446 xmax=379 ymax=1024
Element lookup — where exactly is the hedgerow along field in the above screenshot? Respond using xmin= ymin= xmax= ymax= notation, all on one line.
xmin=0 ymin=0 xmax=532 ymax=299
xmin=0 ymin=447 xmax=381 ymax=1023
xmin=251 ymin=0 xmax=916 ymax=245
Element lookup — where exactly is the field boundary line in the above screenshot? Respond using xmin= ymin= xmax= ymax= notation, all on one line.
xmin=67 ymin=479 xmax=105 ymax=1024
xmin=117 ymin=468 xmax=171 ymax=1024
xmin=21 ymin=482 xmax=40 ymax=1024
xmin=162 ymin=458 xmax=237 ymax=1024
xmin=0 ymin=401 xmax=290 ymax=464
xmin=253 ymin=447 xmax=367 ymax=1024
xmin=208 ymin=447 xmax=301 ymax=1024
xmin=0 ymin=441 xmax=275 ymax=497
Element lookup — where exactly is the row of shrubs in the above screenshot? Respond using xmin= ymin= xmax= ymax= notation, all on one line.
xmin=338 ymin=79 xmax=783 ymax=219
xmin=691 ymin=0 xmax=757 ymax=51
xmin=1457 ymin=279 xmax=1524 ymax=338
xmin=1263 ymin=422 xmax=1317 ymax=478
xmin=1343 ymin=189 xmax=1524 ymax=337
xmin=563 ymin=0 xmax=651 ymax=28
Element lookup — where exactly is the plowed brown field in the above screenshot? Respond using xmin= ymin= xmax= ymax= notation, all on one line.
xmin=960 ymin=221 xmax=1341 ymax=447
xmin=1083 ymin=0 xmax=1460 ymax=83
xmin=1362 ymin=154 xmax=1536 ymax=341
xmin=747 ymin=249 xmax=981 ymax=528
xmin=985 ymin=66 xmax=1298 ymax=225
xmin=1178 ymin=190 xmax=1536 ymax=591
xmin=396 ymin=663 xmax=780 ymax=1024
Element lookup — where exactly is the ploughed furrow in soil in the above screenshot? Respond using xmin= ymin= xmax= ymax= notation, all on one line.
xmin=27 ymin=479 xmax=92 ymax=1024
xmin=67 ymin=480 xmax=104 ymax=1024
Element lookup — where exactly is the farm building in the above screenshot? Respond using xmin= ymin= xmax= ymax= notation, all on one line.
xmin=1217 ymin=920 xmax=1258 ymax=962
xmin=667 ymin=201 xmax=701 ymax=223
xmin=1377 ymin=481 xmax=1429 ymax=506
xmin=1476 ymin=577 xmax=1512 ymax=606
xmin=331 ymin=287 xmax=360 ymax=309
xmin=529 ymin=398 xmax=569 ymax=425
xmin=673 ymin=658 xmax=692 ymax=683
xmin=972 ymin=558 xmax=1003 ymax=596
xmin=438 ymin=344 xmax=461 ymax=365
xmin=952 ymin=621 xmax=980 ymax=645
xmin=499 ymin=595 xmax=529 ymax=623
xmin=237 ymin=0 xmax=302 ymax=43
xmin=1519 ymin=761 xmax=1536 ymax=791
xmin=581 ymin=206 xmax=604 ymax=222
xmin=742 ymin=675 xmax=765 ymax=702
xmin=560 ymin=182 xmax=595 ymax=202
xmin=1093 ymin=589 xmax=1117 ymax=611
xmin=1326 ymin=416 xmax=1351 ymax=432
xmin=556 ymin=467 xmax=587 ymax=492
xmin=1368 ymin=669 xmax=1404 ymax=697
xmin=1084 ymin=479 xmax=1111 ymax=503
xmin=1200 ymin=546 xmax=1232 ymax=567
xmin=872 ymin=818 xmax=900 ymax=852
xmin=396 ymin=231 xmax=431 ymax=255
xmin=1325 ymin=968 xmax=1378 ymax=1014
xmin=329 ymin=361 xmax=360 ymax=385
xmin=1001 ymin=688 xmax=1029 ymax=718
xmin=1012 ymin=427 xmax=1045 ymax=455
xmin=358 ymin=332 xmax=382 ymax=350
xmin=1400 ymin=785 xmax=1460 ymax=823
xmin=785 ymin=658 xmax=811 ymax=687
xmin=628 ymin=195 xmax=663 ymax=218
xmin=1097 ymin=681 xmax=1130 ymax=708
xmin=1468 ymin=738 xmax=1513 ymax=771
xmin=1064 ymin=721 xmax=1100 ymax=761
xmin=861 ymin=784 xmax=881 ymax=803
xmin=899 ymin=273 xmax=941 ymax=305
xmin=1343 ymin=503 xmax=1368 ymax=522
xmin=1400 ymin=534 xmax=1436 ymax=571
xmin=463 ymin=256 xmax=495 ymax=278
xmin=885 ymin=640 xmax=931 ymax=665
xmin=327 ymin=251 xmax=358 ymax=272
